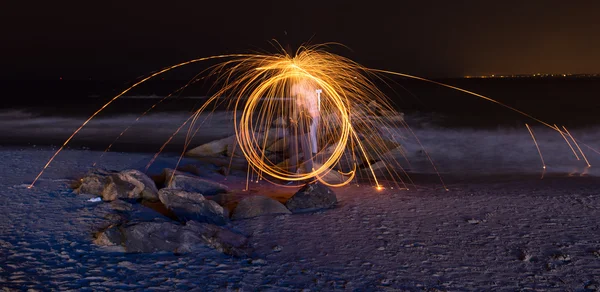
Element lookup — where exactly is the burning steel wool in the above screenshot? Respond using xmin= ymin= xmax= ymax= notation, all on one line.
xmin=28 ymin=44 xmax=596 ymax=189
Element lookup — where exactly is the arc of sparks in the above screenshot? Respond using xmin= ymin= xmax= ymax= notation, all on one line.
xmin=28 ymin=54 xmax=257 ymax=188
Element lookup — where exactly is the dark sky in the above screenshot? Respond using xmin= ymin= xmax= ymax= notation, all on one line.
xmin=2 ymin=0 xmax=599 ymax=79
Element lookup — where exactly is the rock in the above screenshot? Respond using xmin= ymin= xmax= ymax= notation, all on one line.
xmin=74 ymin=168 xmax=114 ymax=196
xmin=102 ymin=169 xmax=159 ymax=202
xmin=210 ymin=193 xmax=239 ymax=207
xmin=94 ymin=225 xmax=122 ymax=246
xmin=104 ymin=212 xmax=128 ymax=227
xmin=585 ymin=281 xmax=599 ymax=291
xmin=114 ymin=220 xmax=251 ymax=256
xmin=175 ymin=164 xmax=201 ymax=176
xmin=185 ymin=135 xmax=243 ymax=158
xmin=189 ymin=129 xmax=286 ymax=158
xmin=158 ymin=189 xmax=227 ymax=225
xmin=165 ymin=172 xmax=229 ymax=196
xmin=266 ymin=138 xmax=289 ymax=152
xmin=155 ymin=168 xmax=190 ymax=186
xmin=228 ymin=129 xmax=285 ymax=157
xmin=185 ymin=221 xmax=251 ymax=257
xmin=110 ymin=199 xmax=133 ymax=212
xmin=122 ymin=221 xmax=184 ymax=253
xmin=232 ymin=196 xmax=291 ymax=220
xmin=285 ymin=181 xmax=337 ymax=213
xmin=186 ymin=136 xmax=232 ymax=157
xmin=312 ymin=162 xmax=352 ymax=185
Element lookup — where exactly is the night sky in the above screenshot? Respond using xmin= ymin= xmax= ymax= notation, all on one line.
xmin=2 ymin=1 xmax=599 ymax=80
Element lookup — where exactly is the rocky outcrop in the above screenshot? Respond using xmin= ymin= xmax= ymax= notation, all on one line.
xmin=158 ymin=189 xmax=227 ymax=225
xmin=231 ymin=196 xmax=291 ymax=220
xmin=285 ymin=181 xmax=337 ymax=213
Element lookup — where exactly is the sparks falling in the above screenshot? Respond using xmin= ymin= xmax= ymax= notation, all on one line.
xmin=28 ymin=43 xmax=596 ymax=189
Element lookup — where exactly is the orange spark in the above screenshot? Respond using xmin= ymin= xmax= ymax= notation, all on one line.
xmin=562 ymin=126 xmax=591 ymax=167
xmin=525 ymin=123 xmax=546 ymax=172
xmin=553 ymin=124 xmax=580 ymax=160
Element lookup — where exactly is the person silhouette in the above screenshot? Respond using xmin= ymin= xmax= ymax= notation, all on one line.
xmin=287 ymin=79 xmax=321 ymax=175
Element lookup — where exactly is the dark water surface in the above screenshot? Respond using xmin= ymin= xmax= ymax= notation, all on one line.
xmin=1 ymin=77 xmax=599 ymax=152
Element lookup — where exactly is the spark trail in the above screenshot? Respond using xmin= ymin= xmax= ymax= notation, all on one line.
xmin=29 ymin=44 xmax=598 ymax=189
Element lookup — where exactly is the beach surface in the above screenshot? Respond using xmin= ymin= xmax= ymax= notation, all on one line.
xmin=2 ymin=147 xmax=600 ymax=290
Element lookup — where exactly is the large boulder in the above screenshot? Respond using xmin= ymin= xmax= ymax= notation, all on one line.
xmin=186 ymin=136 xmax=233 ymax=157
xmin=232 ymin=196 xmax=291 ymax=220
xmin=158 ymin=189 xmax=227 ymax=225
xmin=185 ymin=221 xmax=251 ymax=257
xmin=185 ymin=135 xmax=243 ymax=158
xmin=122 ymin=221 xmax=186 ymax=253
xmin=102 ymin=169 xmax=159 ymax=202
xmin=285 ymin=181 xmax=337 ymax=213
xmin=94 ymin=225 xmax=122 ymax=246
xmin=74 ymin=168 xmax=115 ymax=196
xmin=187 ymin=129 xmax=286 ymax=158
xmin=163 ymin=170 xmax=229 ymax=196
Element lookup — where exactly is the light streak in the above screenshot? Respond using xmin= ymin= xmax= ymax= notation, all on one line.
xmin=553 ymin=124 xmax=580 ymax=160
xmin=525 ymin=124 xmax=546 ymax=173
xmin=562 ymin=126 xmax=591 ymax=167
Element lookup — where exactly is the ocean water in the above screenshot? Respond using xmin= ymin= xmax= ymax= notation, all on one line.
xmin=1 ymin=78 xmax=599 ymax=176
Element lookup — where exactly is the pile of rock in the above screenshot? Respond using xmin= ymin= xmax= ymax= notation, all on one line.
xmin=75 ymin=167 xmax=338 ymax=256
xmin=185 ymin=113 xmax=405 ymax=183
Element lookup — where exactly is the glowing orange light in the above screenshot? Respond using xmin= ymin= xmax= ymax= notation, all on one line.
xmin=29 ymin=43 xmax=599 ymax=190
xmin=562 ymin=126 xmax=591 ymax=167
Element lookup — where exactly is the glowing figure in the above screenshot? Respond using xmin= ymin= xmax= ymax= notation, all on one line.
xmin=288 ymin=79 xmax=321 ymax=174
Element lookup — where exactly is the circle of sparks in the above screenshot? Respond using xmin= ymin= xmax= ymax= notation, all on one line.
xmin=29 ymin=43 xmax=593 ymax=190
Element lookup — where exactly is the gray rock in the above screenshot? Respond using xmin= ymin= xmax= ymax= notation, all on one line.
xmin=102 ymin=169 xmax=159 ymax=202
xmin=111 ymin=220 xmax=250 ymax=256
xmin=210 ymin=193 xmax=239 ymax=207
xmin=94 ymin=225 xmax=122 ymax=246
xmin=185 ymin=221 xmax=251 ymax=257
xmin=232 ymin=196 xmax=291 ymax=220
xmin=110 ymin=199 xmax=133 ymax=212
xmin=186 ymin=136 xmax=233 ymax=157
xmin=165 ymin=172 xmax=229 ymax=196
xmin=74 ymin=168 xmax=114 ymax=196
xmin=285 ymin=181 xmax=337 ymax=213
xmin=158 ymin=189 xmax=227 ymax=225
xmin=122 ymin=221 xmax=184 ymax=253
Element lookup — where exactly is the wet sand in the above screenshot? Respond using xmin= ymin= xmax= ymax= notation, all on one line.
xmin=2 ymin=147 xmax=600 ymax=290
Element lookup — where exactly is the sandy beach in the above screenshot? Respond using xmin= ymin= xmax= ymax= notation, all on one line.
xmin=2 ymin=146 xmax=600 ymax=290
